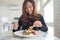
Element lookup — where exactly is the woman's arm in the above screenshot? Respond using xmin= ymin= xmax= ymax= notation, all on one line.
xmin=38 ymin=15 xmax=48 ymax=32
xmin=33 ymin=14 xmax=48 ymax=32
xmin=13 ymin=19 xmax=22 ymax=32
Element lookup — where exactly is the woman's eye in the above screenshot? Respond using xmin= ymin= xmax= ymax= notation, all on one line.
xmin=25 ymin=7 xmax=27 ymax=9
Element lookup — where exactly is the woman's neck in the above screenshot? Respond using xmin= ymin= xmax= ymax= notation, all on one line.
xmin=29 ymin=14 xmax=33 ymax=18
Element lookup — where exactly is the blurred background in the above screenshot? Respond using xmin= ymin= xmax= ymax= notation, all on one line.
xmin=0 ymin=0 xmax=60 ymax=39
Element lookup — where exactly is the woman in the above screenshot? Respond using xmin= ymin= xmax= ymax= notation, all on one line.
xmin=13 ymin=0 xmax=48 ymax=32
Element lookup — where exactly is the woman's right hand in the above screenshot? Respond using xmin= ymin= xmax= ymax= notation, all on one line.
xmin=33 ymin=21 xmax=42 ymax=27
xmin=13 ymin=22 xmax=18 ymax=30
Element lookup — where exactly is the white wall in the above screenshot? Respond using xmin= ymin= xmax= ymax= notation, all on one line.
xmin=54 ymin=0 xmax=60 ymax=39
xmin=44 ymin=0 xmax=53 ymax=23
xmin=0 ymin=0 xmax=24 ymax=22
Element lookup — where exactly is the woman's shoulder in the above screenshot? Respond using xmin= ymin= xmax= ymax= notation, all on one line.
xmin=37 ymin=14 xmax=44 ymax=21
xmin=38 ymin=14 xmax=43 ymax=18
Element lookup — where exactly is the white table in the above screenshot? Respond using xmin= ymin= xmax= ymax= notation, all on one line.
xmin=0 ymin=26 xmax=59 ymax=40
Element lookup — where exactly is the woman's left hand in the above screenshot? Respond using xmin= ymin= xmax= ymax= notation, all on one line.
xmin=33 ymin=21 xmax=42 ymax=27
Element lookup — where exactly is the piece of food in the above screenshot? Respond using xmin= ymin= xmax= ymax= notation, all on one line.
xmin=33 ymin=31 xmax=38 ymax=35
xmin=28 ymin=26 xmax=33 ymax=30
xmin=23 ymin=30 xmax=30 ymax=35
xmin=23 ymin=26 xmax=38 ymax=35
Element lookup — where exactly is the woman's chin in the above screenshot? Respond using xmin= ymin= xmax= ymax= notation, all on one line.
xmin=29 ymin=13 xmax=32 ymax=15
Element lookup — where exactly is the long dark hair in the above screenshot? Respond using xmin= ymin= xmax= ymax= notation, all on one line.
xmin=20 ymin=0 xmax=40 ymax=26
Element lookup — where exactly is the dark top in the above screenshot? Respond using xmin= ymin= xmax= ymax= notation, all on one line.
xmin=13 ymin=14 xmax=48 ymax=32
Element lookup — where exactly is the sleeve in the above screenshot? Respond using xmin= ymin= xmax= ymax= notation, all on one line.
xmin=38 ymin=15 xmax=48 ymax=32
xmin=13 ymin=19 xmax=22 ymax=32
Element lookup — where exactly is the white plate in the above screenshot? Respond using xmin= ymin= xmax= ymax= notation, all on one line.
xmin=13 ymin=30 xmax=44 ymax=38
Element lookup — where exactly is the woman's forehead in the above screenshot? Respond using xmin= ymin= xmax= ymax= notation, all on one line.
xmin=25 ymin=1 xmax=33 ymax=7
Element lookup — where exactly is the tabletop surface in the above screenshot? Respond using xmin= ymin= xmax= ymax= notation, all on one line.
xmin=0 ymin=26 xmax=59 ymax=40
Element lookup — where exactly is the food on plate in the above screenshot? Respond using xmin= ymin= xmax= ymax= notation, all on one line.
xmin=23 ymin=26 xmax=38 ymax=35
xmin=23 ymin=30 xmax=33 ymax=35
xmin=33 ymin=31 xmax=38 ymax=35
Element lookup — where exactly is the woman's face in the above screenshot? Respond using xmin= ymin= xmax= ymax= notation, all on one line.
xmin=25 ymin=1 xmax=33 ymax=15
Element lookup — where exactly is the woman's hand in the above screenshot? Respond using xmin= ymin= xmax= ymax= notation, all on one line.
xmin=13 ymin=22 xmax=18 ymax=30
xmin=33 ymin=21 xmax=42 ymax=27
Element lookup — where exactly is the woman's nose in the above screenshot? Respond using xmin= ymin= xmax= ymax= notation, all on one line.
xmin=28 ymin=8 xmax=31 ymax=12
